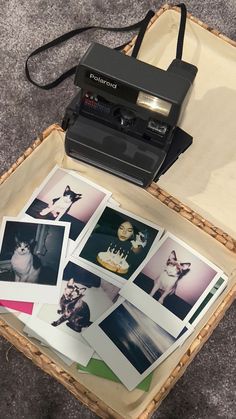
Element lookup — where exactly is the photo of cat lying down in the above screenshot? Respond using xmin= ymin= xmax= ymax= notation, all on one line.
xmin=22 ymin=166 xmax=111 ymax=242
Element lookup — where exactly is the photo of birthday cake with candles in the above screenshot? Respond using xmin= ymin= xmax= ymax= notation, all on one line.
xmin=97 ymin=244 xmax=130 ymax=274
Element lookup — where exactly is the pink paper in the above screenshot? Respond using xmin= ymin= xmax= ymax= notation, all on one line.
xmin=0 ymin=300 xmax=33 ymax=314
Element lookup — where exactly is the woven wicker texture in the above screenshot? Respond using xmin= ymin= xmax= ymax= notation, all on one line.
xmin=0 ymin=283 xmax=235 ymax=419
xmin=0 ymin=5 xmax=236 ymax=418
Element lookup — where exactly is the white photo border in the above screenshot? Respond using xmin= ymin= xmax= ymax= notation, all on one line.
xmin=82 ymin=298 xmax=192 ymax=391
xmin=189 ymin=273 xmax=228 ymax=327
xmin=120 ymin=232 xmax=223 ymax=337
xmin=19 ymin=257 xmax=122 ymax=366
xmin=19 ymin=165 xmax=112 ymax=254
xmin=0 ymin=217 xmax=70 ymax=304
xmin=21 ymin=305 xmax=94 ymax=366
xmin=65 ymin=256 xmax=123 ymax=290
xmin=72 ymin=203 xmax=165 ymax=285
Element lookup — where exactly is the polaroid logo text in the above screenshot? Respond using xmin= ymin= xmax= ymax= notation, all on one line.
xmin=89 ymin=73 xmax=117 ymax=89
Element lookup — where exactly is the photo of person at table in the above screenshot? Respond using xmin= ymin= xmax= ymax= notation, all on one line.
xmin=79 ymin=207 xmax=159 ymax=279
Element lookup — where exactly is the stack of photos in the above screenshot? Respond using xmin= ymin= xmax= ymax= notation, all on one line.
xmin=0 ymin=165 xmax=228 ymax=389
xmin=82 ymin=233 xmax=226 ymax=389
xmin=22 ymin=260 xmax=121 ymax=364
xmin=19 ymin=202 xmax=165 ymax=365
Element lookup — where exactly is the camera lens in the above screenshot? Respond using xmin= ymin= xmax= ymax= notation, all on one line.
xmin=114 ymin=108 xmax=136 ymax=127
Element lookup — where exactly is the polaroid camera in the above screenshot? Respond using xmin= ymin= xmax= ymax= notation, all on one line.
xmin=63 ymin=10 xmax=198 ymax=187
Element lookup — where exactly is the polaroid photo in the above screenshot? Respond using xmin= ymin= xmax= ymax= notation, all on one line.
xmin=189 ymin=274 xmax=228 ymax=327
xmin=0 ymin=299 xmax=34 ymax=315
xmin=24 ymin=324 xmax=74 ymax=366
xmin=0 ymin=307 xmax=16 ymax=313
xmin=22 ymin=260 xmax=121 ymax=365
xmin=120 ymin=232 xmax=223 ymax=337
xmin=52 ymin=350 xmax=74 ymax=366
xmin=23 ymin=307 xmax=93 ymax=366
xmin=20 ymin=165 xmax=112 ymax=254
xmin=106 ymin=197 xmax=121 ymax=208
xmin=0 ymin=217 xmax=70 ymax=303
xmin=71 ymin=204 xmax=164 ymax=285
xmin=0 ymin=308 xmax=23 ymax=314
xmin=22 ymin=323 xmax=74 ymax=365
xmin=23 ymin=324 xmax=48 ymax=346
xmin=82 ymin=299 xmax=192 ymax=391
xmin=25 ymin=326 xmax=74 ymax=366
xmin=18 ymin=313 xmax=48 ymax=347
xmin=67 ymin=169 xmax=121 ymax=208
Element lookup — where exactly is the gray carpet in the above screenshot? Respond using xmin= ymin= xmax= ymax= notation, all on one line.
xmin=0 ymin=0 xmax=235 ymax=418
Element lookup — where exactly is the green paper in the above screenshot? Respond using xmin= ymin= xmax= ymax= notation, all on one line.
xmin=77 ymin=358 xmax=153 ymax=391
xmin=189 ymin=276 xmax=225 ymax=324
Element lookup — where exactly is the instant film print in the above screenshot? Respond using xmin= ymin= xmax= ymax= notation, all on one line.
xmin=189 ymin=274 xmax=228 ymax=326
xmin=0 ymin=307 xmax=16 ymax=313
xmin=120 ymin=233 xmax=223 ymax=337
xmin=20 ymin=166 xmax=112 ymax=252
xmin=0 ymin=300 xmax=34 ymax=315
xmin=23 ymin=260 xmax=120 ymax=365
xmin=72 ymin=204 xmax=164 ymax=285
xmin=0 ymin=217 xmax=70 ymax=303
xmin=82 ymin=299 xmax=191 ymax=391
xmin=22 ymin=323 xmax=75 ymax=366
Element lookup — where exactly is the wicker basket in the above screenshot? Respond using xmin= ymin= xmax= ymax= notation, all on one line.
xmin=0 ymin=5 xmax=235 ymax=419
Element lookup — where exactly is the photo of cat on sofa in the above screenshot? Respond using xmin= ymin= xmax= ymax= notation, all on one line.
xmin=0 ymin=218 xmax=69 ymax=303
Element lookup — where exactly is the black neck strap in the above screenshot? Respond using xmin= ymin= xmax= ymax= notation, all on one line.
xmin=25 ymin=4 xmax=187 ymax=90
xmin=175 ymin=3 xmax=187 ymax=60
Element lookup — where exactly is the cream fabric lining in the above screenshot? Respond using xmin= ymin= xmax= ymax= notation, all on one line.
xmin=138 ymin=10 xmax=236 ymax=238
xmin=1 ymin=9 xmax=236 ymax=419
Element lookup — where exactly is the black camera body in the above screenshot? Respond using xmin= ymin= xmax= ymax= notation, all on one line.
xmin=64 ymin=42 xmax=197 ymax=187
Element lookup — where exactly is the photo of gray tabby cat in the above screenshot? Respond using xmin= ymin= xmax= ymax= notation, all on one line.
xmin=11 ymin=236 xmax=41 ymax=283
xmin=51 ymin=278 xmax=92 ymax=333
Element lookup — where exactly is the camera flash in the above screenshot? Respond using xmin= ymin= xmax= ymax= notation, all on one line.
xmin=137 ymin=92 xmax=171 ymax=116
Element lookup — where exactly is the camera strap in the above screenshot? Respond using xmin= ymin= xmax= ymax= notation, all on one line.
xmin=25 ymin=3 xmax=187 ymax=90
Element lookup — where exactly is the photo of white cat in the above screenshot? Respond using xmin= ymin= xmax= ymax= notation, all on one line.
xmin=20 ymin=166 xmax=112 ymax=248
xmin=11 ymin=236 xmax=41 ymax=283
xmin=120 ymin=233 xmax=222 ymax=337
xmin=0 ymin=217 xmax=70 ymax=303
xmin=149 ymin=250 xmax=191 ymax=304
xmin=39 ymin=185 xmax=82 ymax=220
